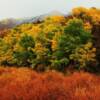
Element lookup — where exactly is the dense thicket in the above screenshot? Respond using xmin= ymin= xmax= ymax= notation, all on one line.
xmin=0 ymin=67 xmax=100 ymax=100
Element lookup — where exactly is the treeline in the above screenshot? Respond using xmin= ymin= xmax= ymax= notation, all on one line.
xmin=0 ymin=7 xmax=100 ymax=73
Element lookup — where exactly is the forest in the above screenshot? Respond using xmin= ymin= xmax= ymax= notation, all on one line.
xmin=0 ymin=7 xmax=100 ymax=100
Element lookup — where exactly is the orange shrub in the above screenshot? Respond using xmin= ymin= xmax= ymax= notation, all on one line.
xmin=0 ymin=67 xmax=100 ymax=100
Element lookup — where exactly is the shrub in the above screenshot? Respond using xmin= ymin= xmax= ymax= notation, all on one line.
xmin=0 ymin=67 xmax=100 ymax=100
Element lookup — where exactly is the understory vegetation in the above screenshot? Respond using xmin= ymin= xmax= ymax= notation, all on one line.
xmin=0 ymin=67 xmax=100 ymax=100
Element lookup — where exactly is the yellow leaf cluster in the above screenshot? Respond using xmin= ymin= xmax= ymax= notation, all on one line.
xmin=70 ymin=42 xmax=96 ymax=67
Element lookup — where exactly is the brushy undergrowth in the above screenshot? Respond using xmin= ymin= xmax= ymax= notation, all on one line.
xmin=0 ymin=67 xmax=100 ymax=100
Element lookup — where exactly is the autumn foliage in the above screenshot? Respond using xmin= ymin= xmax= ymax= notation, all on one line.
xmin=0 ymin=14 xmax=97 ymax=72
xmin=0 ymin=67 xmax=99 ymax=100
xmin=0 ymin=7 xmax=100 ymax=100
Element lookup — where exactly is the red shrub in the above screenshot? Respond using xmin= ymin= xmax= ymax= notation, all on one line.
xmin=0 ymin=67 xmax=100 ymax=100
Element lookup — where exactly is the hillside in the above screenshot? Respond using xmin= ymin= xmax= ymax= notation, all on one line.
xmin=0 ymin=7 xmax=100 ymax=100
xmin=0 ymin=11 xmax=64 ymax=30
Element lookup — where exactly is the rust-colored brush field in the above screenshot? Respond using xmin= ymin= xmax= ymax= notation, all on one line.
xmin=0 ymin=67 xmax=100 ymax=100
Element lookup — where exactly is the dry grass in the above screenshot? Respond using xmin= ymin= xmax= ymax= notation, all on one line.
xmin=0 ymin=67 xmax=100 ymax=100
